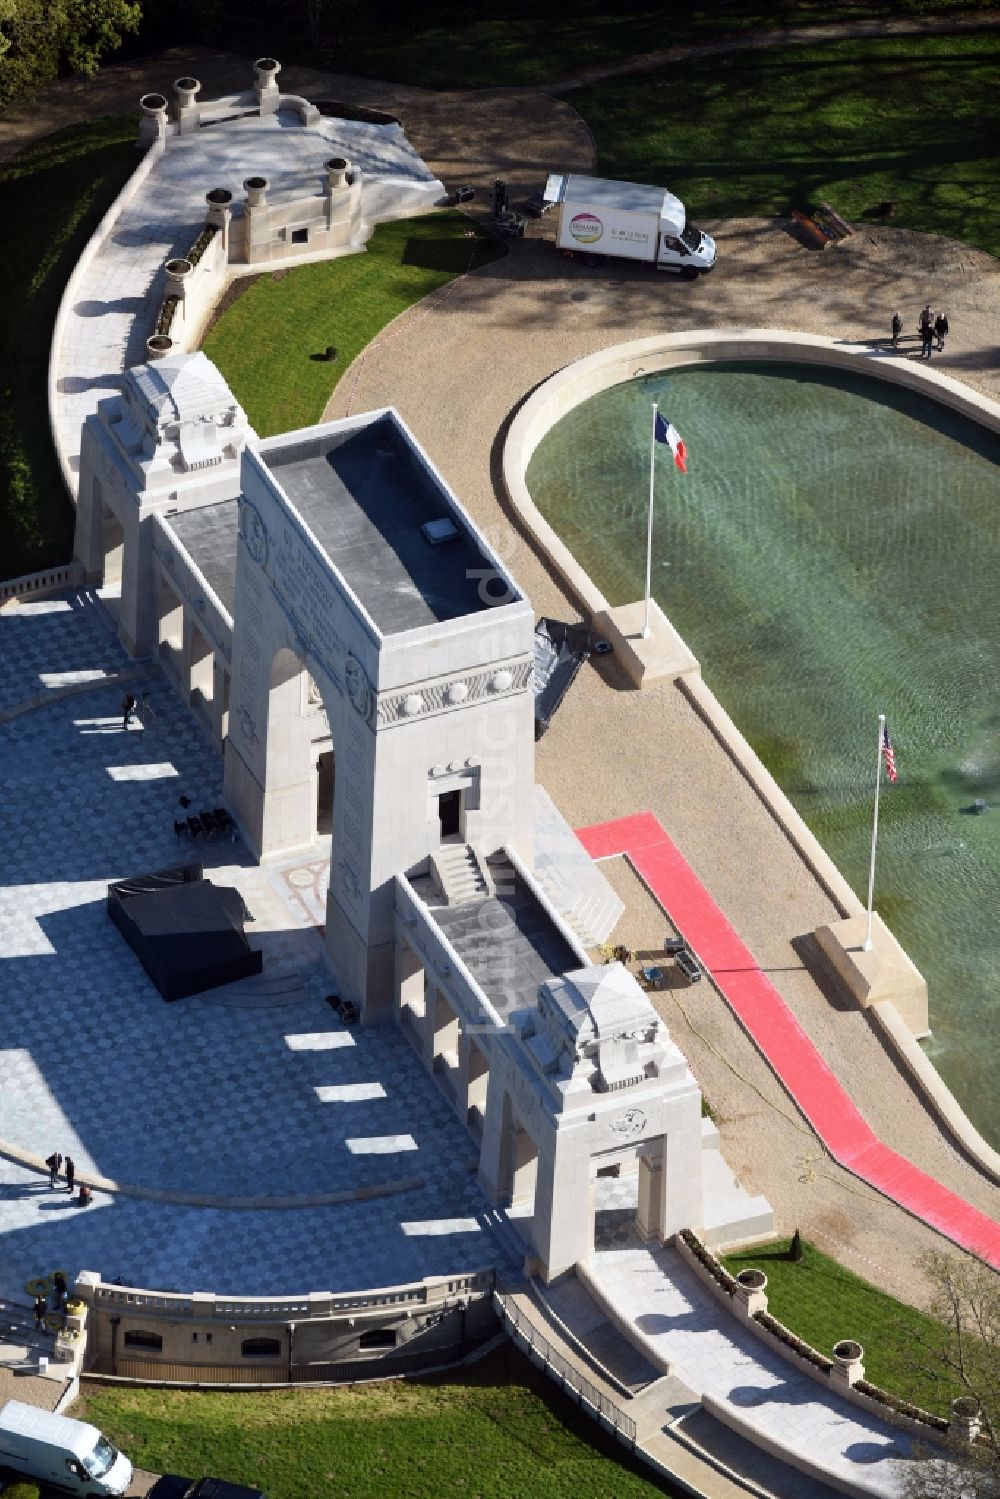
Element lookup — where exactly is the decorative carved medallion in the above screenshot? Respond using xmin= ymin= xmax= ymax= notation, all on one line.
xmin=377 ymin=658 xmax=532 ymax=726
xmin=345 ymin=655 xmax=376 ymax=725
xmin=609 ymin=1108 xmax=647 ymax=1139
xmin=239 ymin=501 xmax=269 ymax=570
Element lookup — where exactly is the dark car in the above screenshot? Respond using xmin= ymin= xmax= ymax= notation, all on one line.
xmin=148 ymin=1478 xmax=266 ymax=1499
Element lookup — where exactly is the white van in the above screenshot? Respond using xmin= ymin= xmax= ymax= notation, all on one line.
xmin=0 ymin=1401 xmax=133 ymax=1497
xmin=545 ymin=172 xmax=716 ymax=277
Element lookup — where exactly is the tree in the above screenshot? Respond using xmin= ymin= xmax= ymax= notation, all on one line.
xmin=898 ymin=1251 xmax=999 ymax=1499
xmin=0 ymin=0 xmax=141 ymax=113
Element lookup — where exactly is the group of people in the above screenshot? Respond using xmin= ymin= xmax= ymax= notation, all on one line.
xmin=33 ymin=1270 xmax=69 ymax=1331
xmin=44 ymin=1150 xmax=93 ymax=1207
xmin=891 ymin=305 xmax=949 ymax=357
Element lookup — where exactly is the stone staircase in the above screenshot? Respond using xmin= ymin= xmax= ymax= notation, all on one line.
xmin=430 ymin=843 xmax=493 ymax=906
xmin=532 ymin=786 xmax=624 ymax=948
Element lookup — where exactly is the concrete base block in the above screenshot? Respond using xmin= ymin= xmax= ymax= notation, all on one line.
xmin=595 ymin=598 xmax=699 ymax=688
xmin=814 ymin=914 xmax=929 ymax=1037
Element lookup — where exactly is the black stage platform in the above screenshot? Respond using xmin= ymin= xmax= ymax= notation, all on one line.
xmin=107 ymin=863 xmax=261 ymax=1001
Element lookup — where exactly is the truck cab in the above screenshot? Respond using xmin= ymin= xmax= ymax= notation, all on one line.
xmin=657 ymin=222 xmax=716 ymax=277
xmin=0 ymin=1401 xmax=133 ymax=1498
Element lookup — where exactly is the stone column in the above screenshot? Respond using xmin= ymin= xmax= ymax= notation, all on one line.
xmin=138 ymin=92 xmax=168 ymax=149
xmin=173 ymin=76 xmax=201 ymax=135
xmin=254 ymin=57 xmax=281 ymax=115
xmin=636 ymin=1147 xmax=665 ymax=1242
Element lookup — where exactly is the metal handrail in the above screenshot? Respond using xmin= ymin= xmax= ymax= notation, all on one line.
xmin=493 ymin=1282 xmax=636 ymax=1445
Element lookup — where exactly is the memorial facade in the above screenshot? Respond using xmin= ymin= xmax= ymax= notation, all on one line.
xmin=74 ymin=347 xmax=771 ymax=1278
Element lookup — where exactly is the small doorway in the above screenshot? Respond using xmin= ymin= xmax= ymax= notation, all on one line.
xmin=438 ymin=788 xmax=462 ymax=841
xmin=316 ymin=750 xmax=335 ymax=835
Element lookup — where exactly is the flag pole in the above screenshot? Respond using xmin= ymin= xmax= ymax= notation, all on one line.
xmin=863 ymin=712 xmax=885 ymax=952
xmin=643 ymin=403 xmax=657 ymax=639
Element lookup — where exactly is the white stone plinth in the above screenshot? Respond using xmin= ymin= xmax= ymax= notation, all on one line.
xmin=814 ymin=914 xmax=929 ymax=1037
xmin=595 ymin=598 xmax=699 ymax=688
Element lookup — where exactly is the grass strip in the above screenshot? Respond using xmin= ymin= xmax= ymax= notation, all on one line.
xmin=201 ymin=213 xmax=504 ymax=438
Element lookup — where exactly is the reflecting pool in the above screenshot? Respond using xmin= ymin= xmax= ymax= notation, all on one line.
xmin=526 ymin=363 xmax=1000 ymax=1146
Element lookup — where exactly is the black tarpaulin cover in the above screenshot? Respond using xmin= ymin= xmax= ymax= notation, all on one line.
xmin=107 ymin=864 xmax=262 ymax=1001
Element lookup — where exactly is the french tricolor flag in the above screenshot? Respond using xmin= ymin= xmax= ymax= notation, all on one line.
xmin=654 ymin=411 xmax=687 ymax=471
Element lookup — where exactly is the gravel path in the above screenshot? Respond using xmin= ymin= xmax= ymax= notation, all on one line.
xmin=7 ymin=45 xmax=1000 ymax=1305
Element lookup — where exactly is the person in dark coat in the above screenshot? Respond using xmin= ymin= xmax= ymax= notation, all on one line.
xmin=920 ymin=321 xmax=934 ymax=359
xmin=52 ymin=1271 xmax=68 ymax=1307
xmin=34 ymin=1294 xmax=47 ymax=1331
xmin=64 ymin=1156 xmax=75 ymax=1194
xmin=891 ymin=311 xmax=902 ymax=347
xmin=934 ymin=311 xmax=949 ymax=351
xmin=122 ymin=693 xmax=136 ymax=730
xmin=45 ymin=1151 xmax=62 ymax=1188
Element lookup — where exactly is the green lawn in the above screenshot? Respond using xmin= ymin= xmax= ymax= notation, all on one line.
xmin=343 ymin=0 xmax=992 ymax=90
xmin=77 ymin=1344 xmax=678 ymax=1499
xmin=201 ymin=214 xmax=504 ymax=438
xmin=0 ymin=116 xmax=137 ymax=580
xmin=571 ymin=31 xmax=1000 ymax=255
xmin=723 ymin=1238 xmax=957 ymax=1415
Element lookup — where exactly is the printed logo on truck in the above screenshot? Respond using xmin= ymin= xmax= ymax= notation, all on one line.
xmin=569 ymin=212 xmax=603 ymax=244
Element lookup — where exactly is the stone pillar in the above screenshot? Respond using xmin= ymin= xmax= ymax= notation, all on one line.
xmin=462 ymin=1036 xmax=489 ymax=1130
xmin=950 ymin=1397 xmax=983 ymax=1443
xmin=210 ymin=657 xmax=228 ymax=747
xmin=396 ymin=940 xmax=425 ymax=1026
xmin=734 ymin=1268 xmax=769 ymax=1319
xmin=510 ymin=1126 xmax=538 ymax=1210
xmin=206 ymin=189 xmax=233 ymax=258
xmin=173 ymin=76 xmax=202 ymax=135
xmin=660 ymin=1097 xmax=705 ymax=1239
xmin=243 ymin=176 xmax=271 ymax=261
xmin=254 ymin=57 xmax=281 ymax=115
xmin=478 ymin=1083 xmax=512 ymax=1203
xmin=636 ymin=1147 xmax=665 ymax=1242
xmin=531 ymin=1139 xmax=591 ymax=1283
xmin=138 ymin=92 xmax=168 ymax=149
xmin=830 ymin=1339 xmax=865 ymax=1388
xmin=164 ymin=257 xmax=193 ymax=330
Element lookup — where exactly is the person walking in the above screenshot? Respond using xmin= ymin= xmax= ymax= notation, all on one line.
xmin=52 ymin=1270 xmax=67 ymax=1308
xmin=122 ymin=693 xmax=136 ymax=730
xmin=64 ymin=1156 xmax=75 ymax=1194
xmin=891 ymin=311 xmax=902 ymax=347
xmin=935 ymin=311 xmax=949 ymax=351
xmin=45 ymin=1151 xmax=62 ymax=1189
xmin=920 ymin=319 xmax=934 ymax=359
xmin=918 ymin=303 xmax=934 ymax=336
xmin=33 ymin=1293 xmax=46 ymax=1331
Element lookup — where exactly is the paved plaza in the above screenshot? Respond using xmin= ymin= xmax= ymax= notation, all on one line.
xmin=0 ymin=592 xmax=516 ymax=1302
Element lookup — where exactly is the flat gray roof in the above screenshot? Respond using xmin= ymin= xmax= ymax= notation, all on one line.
xmin=263 ymin=416 xmax=509 ymax=634
xmin=167 ymin=498 xmax=239 ymax=617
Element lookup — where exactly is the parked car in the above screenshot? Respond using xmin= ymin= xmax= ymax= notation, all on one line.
xmin=148 ymin=1478 xmax=266 ymax=1499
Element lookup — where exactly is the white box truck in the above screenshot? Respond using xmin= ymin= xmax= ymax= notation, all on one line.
xmin=543 ymin=172 xmax=715 ymax=277
xmin=0 ymin=1400 xmax=133 ymax=1497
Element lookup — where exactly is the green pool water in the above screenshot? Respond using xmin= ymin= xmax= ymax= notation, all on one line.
xmin=526 ymin=362 xmax=1000 ymax=1147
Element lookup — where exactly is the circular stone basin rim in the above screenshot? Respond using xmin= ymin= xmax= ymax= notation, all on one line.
xmin=244 ymin=176 xmax=268 ymax=191
xmin=206 ymin=188 xmax=233 ymax=206
xmin=833 ymin=1339 xmax=864 ymax=1361
xmin=165 ymin=258 xmax=193 ymax=276
xmin=326 ymin=156 xmax=349 ymax=170
xmin=951 ymin=1396 xmax=981 ymax=1417
xmin=147 ymin=334 xmax=173 ymax=351
xmin=175 ymin=77 xmax=200 ymax=92
xmin=140 ymin=93 xmax=167 ymax=111
xmin=255 ymin=57 xmax=279 ymax=72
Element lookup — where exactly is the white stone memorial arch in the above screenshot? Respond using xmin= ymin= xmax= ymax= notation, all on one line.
xmin=223 ymin=416 xmax=536 ymax=1016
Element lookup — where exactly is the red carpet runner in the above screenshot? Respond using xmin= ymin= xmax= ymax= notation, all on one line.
xmin=576 ymin=811 xmax=1000 ymax=1269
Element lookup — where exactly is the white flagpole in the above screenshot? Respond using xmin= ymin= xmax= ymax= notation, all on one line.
xmin=863 ymin=712 xmax=885 ymax=952
xmin=643 ymin=404 xmax=658 ymax=639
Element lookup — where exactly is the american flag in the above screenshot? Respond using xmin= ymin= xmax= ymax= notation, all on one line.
xmin=881 ymin=722 xmax=898 ymax=783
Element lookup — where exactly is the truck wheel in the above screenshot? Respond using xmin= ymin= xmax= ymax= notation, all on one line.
xmin=681 ymin=266 xmax=699 ymax=281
